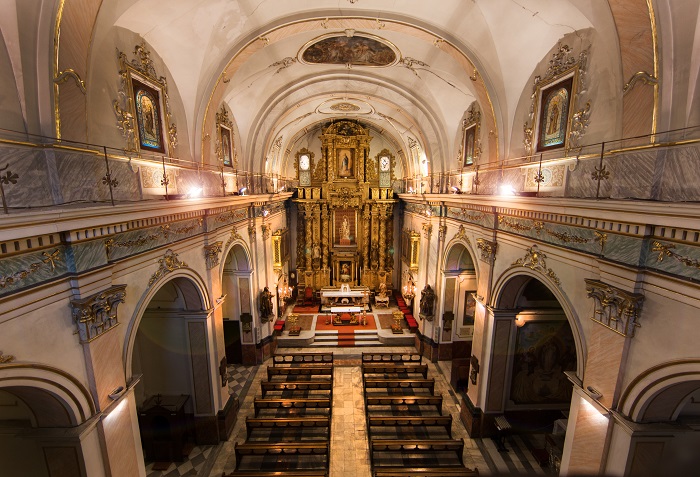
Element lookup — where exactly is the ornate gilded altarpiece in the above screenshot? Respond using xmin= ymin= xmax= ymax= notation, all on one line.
xmin=293 ymin=120 xmax=396 ymax=292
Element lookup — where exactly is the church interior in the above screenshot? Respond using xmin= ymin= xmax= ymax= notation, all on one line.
xmin=1 ymin=1 xmax=700 ymax=476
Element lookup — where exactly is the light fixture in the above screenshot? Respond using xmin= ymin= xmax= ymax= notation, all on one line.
xmin=586 ymin=385 xmax=603 ymax=400
xmin=408 ymin=187 xmax=415 ymax=193
xmin=238 ymin=186 xmax=247 ymax=195
xmin=108 ymin=386 xmax=125 ymax=401
xmin=499 ymin=184 xmax=517 ymax=196
xmin=187 ymin=186 xmax=202 ymax=198
xmin=262 ymin=207 xmax=270 ymax=217
xmin=450 ymin=186 xmax=461 ymax=194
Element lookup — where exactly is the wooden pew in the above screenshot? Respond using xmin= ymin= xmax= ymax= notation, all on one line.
xmin=362 ymin=352 xmax=422 ymax=365
xmin=364 ymin=394 xmax=443 ymax=415
xmin=373 ymin=468 xmax=478 ymax=477
xmin=246 ymin=416 xmax=330 ymax=434
xmin=246 ymin=416 xmax=330 ymax=442
xmin=272 ymin=352 xmax=334 ymax=367
xmin=224 ymin=472 xmax=328 ymax=477
xmin=267 ymin=366 xmax=333 ymax=380
xmin=362 ymin=363 xmax=429 ymax=378
xmin=234 ymin=442 xmax=329 ymax=472
xmin=261 ymin=380 xmax=332 ymax=397
xmin=363 ymin=377 xmax=435 ymax=395
xmin=254 ymin=397 xmax=331 ymax=417
xmin=370 ymin=439 xmax=466 ymax=470
xmin=367 ymin=415 xmax=452 ymax=434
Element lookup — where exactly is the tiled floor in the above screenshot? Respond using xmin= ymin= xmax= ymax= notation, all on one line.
xmin=148 ymin=347 xmax=552 ymax=477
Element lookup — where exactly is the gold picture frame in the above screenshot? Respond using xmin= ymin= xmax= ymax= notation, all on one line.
xmin=336 ymin=148 xmax=355 ymax=179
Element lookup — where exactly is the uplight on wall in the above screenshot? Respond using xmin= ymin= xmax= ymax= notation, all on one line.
xmin=499 ymin=184 xmax=517 ymax=196
xmin=187 ymin=186 xmax=202 ymax=198
xmin=238 ymin=186 xmax=247 ymax=195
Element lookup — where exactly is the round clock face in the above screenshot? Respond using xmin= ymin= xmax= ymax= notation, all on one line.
xmin=380 ymin=156 xmax=390 ymax=171
xmin=299 ymin=154 xmax=310 ymax=170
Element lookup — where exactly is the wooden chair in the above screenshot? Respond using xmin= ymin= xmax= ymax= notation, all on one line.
xmin=302 ymin=286 xmax=314 ymax=305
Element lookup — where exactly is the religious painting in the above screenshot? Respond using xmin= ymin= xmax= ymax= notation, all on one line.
xmin=300 ymin=34 xmax=398 ymax=67
xmin=537 ymin=76 xmax=573 ymax=152
xmin=463 ymin=125 xmax=476 ymax=166
xmin=462 ymin=291 xmax=476 ymax=326
xmin=132 ymin=77 xmax=165 ymax=154
xmin=219 ymin=124 xmax=233 ymax=167
xmin=337 ymin=148 xmax=355 ymax=179
xmin=334 ymin=208 xmax=356 ymax=246
xmin=509 ymin=320 xmax=576 ymax=405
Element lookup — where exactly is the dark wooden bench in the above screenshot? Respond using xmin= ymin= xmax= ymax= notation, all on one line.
xmin=493 ymin=415 xmax=512 ymax=452
xmin=363 ymin=377 xmax=435 ymax=395
xmin=373 ymin=468 xmax=478 ymax=477
xmin=368 ymin=415 xmax=452 ymax=433
xmin=267 ymin=366 xmax=333 ymax=380
xmin=362 ymin=363 xmax=429 ymax=378
xmin=246 ymin=416 xmax=330 ymax=434
xmin=272 ymin=353 xmax=334 ymax=367
xmin=370 ymin=439 xmax=466 ymax=470
xmin=254 ymin=397 xmax=331 ymax=416
xmin=365 ymin=394 xmax=443 ymax=414
xmin=224 ymin=472 xmax=328 ymax=477
xmin=234 ymin=442 xmax=329 ymax=472
xmin=362 ymin=352 xmax=422 ymax=365
xmin=261 ymin=380 xmax=333 ymax=397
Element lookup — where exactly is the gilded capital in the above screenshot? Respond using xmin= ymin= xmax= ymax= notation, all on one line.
xmin=70 ymin=285 xmax=127 ymax=343
xmin=585 ymin=279 xmax=644 ymax=337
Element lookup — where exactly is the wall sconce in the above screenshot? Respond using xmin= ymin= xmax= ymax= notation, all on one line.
xmin=108 ymin=386 xmax=125 ymax=401
xmin=450 ymin=186 xmax=462 ymax=194
xmin=586 ymin=385 xmax=603 ymax=400
xmin=514 ymin=315 xmax=526 ymax=327
xmin=238 ymin=186 xmax=247 ymax=195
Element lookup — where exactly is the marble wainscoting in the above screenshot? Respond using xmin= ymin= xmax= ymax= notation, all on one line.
xmin=475 ymin=167 xmax=526 ymax=196
xmin=607 ymin=150 xmax=656 ymax=200
xmin=0 ymin=146 xmax=55 ymax=208
xmin=600 ymin=234 xmax=646 ymax=267
xmin=645 ymin=239 xmax=700 ymax=282
xmin=657 ymin=145 xmax=700 ymax=201
xmin=0 ymin=246 xmax=69 ymax=297
xmin=55 ymin=151 xmax=138 ymax=204
xmin=71 ymin=239 xmax=111 ymax=273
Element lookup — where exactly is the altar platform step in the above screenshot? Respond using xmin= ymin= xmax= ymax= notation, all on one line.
xmin=310 ymin=329 xmax=381 ymax=347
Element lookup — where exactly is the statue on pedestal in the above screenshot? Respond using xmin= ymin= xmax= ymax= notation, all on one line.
xmin=259 ymin=287 xmax=274 ymax=320
xmin=419 ymin=284 xmax=435 ymax=321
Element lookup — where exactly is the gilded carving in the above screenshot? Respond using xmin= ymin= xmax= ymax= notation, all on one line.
xmin=585 ymin=278 xmax=644 ymax=337
xmin=622 ymin=71 xmax=658 ymax=95
xmin=438 ymin=225 xmax=447 ymax=241
xmin=261 ymin=224 xmax=271 ymax=240
xmin=0 ymin=249 xmax=62 ymax=289
xmin=54 ymin=69 xmax=86 ymax=94
xmin=545 ymin=229 xmax=589 ymax=244
xmin=422 ymin=223 xmax=432 ymax=238
xmin=498 ymin=216 xmax=533 ymax=232
xmin=248 ymin=225 xmax=257 ymax=240
xmin=204 ymin=241 xmax=223 ymax=269
xmin=148 ymin=249 xmax=187 ymax=286
xmin=513 ymin=245 xmax=561 ymax=286
xmin=476 ymin=238 xmax=497 ymax=262
xmin=225 ymin=227 xmax=244 ymax=249
xmin=104 ymin=220 xmax=201 ymax=258
xmin=453 ymin=225 xmax=471 ymax=245
xmin=568 ymin=101 xmax=591 ymax=150
xmin=270 ymin=56 xmax=297 ymax=74
xmin=652 ymin=241 xmax=700 ymax=270
xmin=113 ymin=101 xmax=138 ymax=152
xmin=0 ymin=352 xmax=15 ymax=364
xmin=70 ymin=284 xmax=127 ymax=343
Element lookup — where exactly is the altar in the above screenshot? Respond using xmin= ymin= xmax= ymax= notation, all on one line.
xmin=320 ymin=283 xmax=370 ymax=311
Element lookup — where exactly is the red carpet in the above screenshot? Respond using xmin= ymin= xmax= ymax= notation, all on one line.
xmin=314 ymin=314 xmax=376 ymax=331
xmin=337 ymin=330 xmax=355 ymax=347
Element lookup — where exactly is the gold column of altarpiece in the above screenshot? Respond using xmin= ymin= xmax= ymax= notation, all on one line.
xmin=294 ymin=120 xmax=396 ymax=293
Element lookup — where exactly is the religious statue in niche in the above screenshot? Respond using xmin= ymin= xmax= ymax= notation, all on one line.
xmin=419 ymin=284 xmax=436 ymax=320
xmin=339 ymin=262 xmax=352 ymax=282
xmin=377 ymin=281 xmax=388 ymax=298
xmin=312 ymin=243 xmax=322 ymax=269
xmin=259 ymin=287 xmax=274 ymax=320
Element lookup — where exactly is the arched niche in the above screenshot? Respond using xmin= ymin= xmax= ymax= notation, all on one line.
xmin=441 ymin=241 xmax=478 ymax=340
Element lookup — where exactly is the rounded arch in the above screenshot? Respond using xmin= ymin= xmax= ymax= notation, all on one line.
xmin=442 ymin=232 xmax=481 ymax=277
xmin=0 ymin=363 xmax=95 ymax=425
xmin=123 ymin=269 xmax=211 ymax=380
xmin=443 ymin=240 xmax=477 ymax=274
xmin=220 ymin=239 xmax=253 ymax=276
xmin=619 ymin=359 xmax=700 ymax=422
xmin=491 ymin=267 xmax=586 ymax=379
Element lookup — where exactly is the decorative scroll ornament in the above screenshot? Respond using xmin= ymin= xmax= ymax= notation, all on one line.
xmin=453 ymin=225 xmax=471 ymax=245
xmin=104 ymin=220 xmax=202 ymax=258
xmin=568 ymin=101 xmax=591 ymax=150
xmin=248 ymin=225 xmax=257 ymax=240
xmin=113 ymin=101 xmax=138 ymax=152
xmin=148 ymin=249 xmax=187 ymax=286
xmin=70 ymin=285 xmax=126 ymax=343
xmin=270 ymin=56 xmax=297 ymax=74
xmin=476 ymin=238 xmax=497 ymax=262
xmin=438 ymin=225 xmax=447 ymax=241
xmin=542 ymin=44 xmax=577 ymax=83
xmin=225 ymin=227 xmax=244 ymax=249
xmin=54 ymin=69 xmax=86 ymax=94
xmin=512 ymin=245 xmax=561 ymax=286
xmin=652 ymin=241 xmax=700 ymax=269
xmin=261 ymin=224 xmax=271 ymax=240
xmin=498 ymin=216 xmax=534 ymax=232
xmin=0 ymin=352 xmax=15 ymax=363
xmin=623 ymin=71 xmax=658 ymax=95
xmin=0 ymin=249 xmax=62 ymax=289
xmin=523 ymin=123 xmax=534 ymax=157
xmin=422 ymin=223 xmax=433 ymax=238
xmin=331 ymin=102 xmax=360 ymax=112
xmin=584 ymin=279 xmax=644 ymax=337
xmin=204 ymin=241 xmax=223 ymax=269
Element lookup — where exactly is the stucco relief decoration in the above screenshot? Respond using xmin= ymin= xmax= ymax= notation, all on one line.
xmin=512 ymin=245 xmax=561 ymax=286
xmin=141 ymin=166 xmax=176 ymax=189
xmin=331 ymin=102 xmax=361 ymax=112
xmin=299 ymin=32 xmax=399 ymax=67
xmin=225 ymin=227 xmax=244 ymax=249
xmin=652 ymin=241 xmax=700 ymax=270
xmin=584 ymin=279 xmax=644 ymax=337
xmin=453 ymin=225 xmax=471 ymax=246
xmin=70 ymin=284 xmax=127 ymax=343
xmin=114 ymin=42 xmax=178 ymax=156
xmin=148 ymin=249 xmax=187 ymax=286
xmin=204 ymin=241 xmax=223 ymax=270
xmin=0 ymin=352 xmax=15 ymax=364
xmin=525 ymin=165 xmax=565 ymax=188
xmin=523 ymin=43 xmax=591 ymax=156
xmin=261 ymin=224 xmax=271 ymax=240
xmin=476 ymin=238 xmax=497 ymax=263
xmin=248 ymin=225 xmax=257 ymax=240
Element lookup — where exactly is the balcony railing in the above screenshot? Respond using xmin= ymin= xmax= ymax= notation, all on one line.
xmin=0 ymin=128 xmax=295 ymax=214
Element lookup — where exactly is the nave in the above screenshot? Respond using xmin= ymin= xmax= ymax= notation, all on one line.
xmin=179 ymin=347 xmax=552 ymax=477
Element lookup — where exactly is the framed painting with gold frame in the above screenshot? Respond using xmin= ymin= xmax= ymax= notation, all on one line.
xmin=219 ymin=124 xmax=233 ymax=167
xmin=536 ymin=76 xmax=574 ymax=152
xmin=132 ymin=77 xmax=166 ymax=154
xmin=336 ymin=148 xmax=355 ymax=179
xmin=461 ymin=104 xmax=481 ymax=167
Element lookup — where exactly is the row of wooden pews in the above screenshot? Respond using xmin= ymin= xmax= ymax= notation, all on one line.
xmin=361 ymin=352 xmax=479 ymax=477
xmin=225 ymin=352 xmax=334 ymax=477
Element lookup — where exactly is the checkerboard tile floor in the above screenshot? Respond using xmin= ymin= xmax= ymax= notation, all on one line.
xmin=144 ymin=363 xmax=258 ymax=477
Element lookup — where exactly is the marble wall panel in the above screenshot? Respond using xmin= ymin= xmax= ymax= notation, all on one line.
xmin=645 ymin=239 xmax=700 ymax=282
xmin=0 ymin=246 xmax=69 ymax=297
xmin=566 ymin=156 xmax=610 ymax=198
xmin=104 ymin=217 xmax=204 ymax=261
xmin=72 ymin=240 xmax=109 ymax=273
xmin=601 ymin=234 xmax=644 ymax=267
xmin=608 ymin=150 xmax=655 ymax=200
xmin=107 ymin=159 xmax=141 ymax=202
xmin=658 ymin=145 xmax=700 ymax=201
xmin=55 ymin=151 xmax=112 ymax=204
xmin=0 ymin=147 xmax=54 ymax=208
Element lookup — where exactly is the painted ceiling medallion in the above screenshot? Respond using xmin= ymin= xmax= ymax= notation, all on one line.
xmin=300 ymin=33 xmax=399 ymax=67
xmin=331 ymin=102 xmax=361 ymax=112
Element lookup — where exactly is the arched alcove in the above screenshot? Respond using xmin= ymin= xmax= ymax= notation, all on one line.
xmin=442 ymin=241 xmax=478 ymax=341
xmin=221 ymin=242 xmax=254 ymax=364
